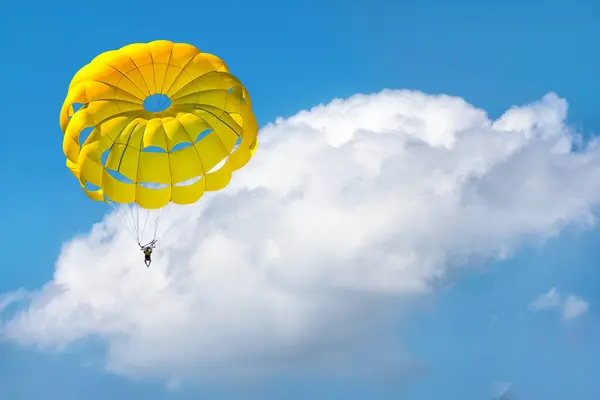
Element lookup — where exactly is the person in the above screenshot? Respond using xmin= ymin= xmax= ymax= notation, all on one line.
xmin=140 ymin=240 xmax=157 ymax=267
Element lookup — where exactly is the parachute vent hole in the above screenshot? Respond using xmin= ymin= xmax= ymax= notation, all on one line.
xmin=174 ymin=175 xmax=203 ymax=187
xmin=84 ymin=181 xmax=101 ymax=191
xmin=171 ymin=142 xmax=193 ymax=152
xmin=107 ymin=169 xmax=134 ymax=184
xmin=139 ymin=182 xmax=169 ymax=190
xmin=207 ymin=158 xmax=228 ymax=174
xmin=143 ymin=94 xmax=171 ymax=113
xmin=194 ymin=129 xmax=213 ymax=143
xmin=142 ymin=146 xmax=168 ymax=153
xmin=79 ymin=127 xmax=94 ymax=147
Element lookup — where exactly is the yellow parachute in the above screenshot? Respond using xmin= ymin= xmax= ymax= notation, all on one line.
xmin=60 ymin=40 xmax=258 ymax=246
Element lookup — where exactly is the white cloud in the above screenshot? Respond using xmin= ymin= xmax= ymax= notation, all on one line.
xmin=2 ymin=90 xmax=600 ymax=384
xmin=528 ymin=287 xmax=589 ymax=320
xmin=492 ymin=380 xmax=514 ymax=399
xmin=563 ymin=294 xmax=590 ymax=319
xmin=528 ymin=287 xmax=562 ymax=311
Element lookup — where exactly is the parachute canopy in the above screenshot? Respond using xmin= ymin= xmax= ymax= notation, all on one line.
xmin=60 ymin=40 xmax=259 ymax=244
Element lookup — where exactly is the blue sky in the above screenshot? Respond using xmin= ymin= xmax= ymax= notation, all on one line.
xmin=1 ymin=0 xmax=600 ymax=399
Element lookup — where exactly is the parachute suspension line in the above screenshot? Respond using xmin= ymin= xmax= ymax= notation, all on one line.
xmin=110 ymin=203 xmax=138 ymax=243
xmin=159 ymin=208 xmax=171 ymax=238
xmin=153 ymin=207 xmax=175 ymax=240
xmin=107 ymin=202 xmax=150 ymax=246
xmin=159 ymin=191 xmax=219 ymax=239
xmin=121 ymin=209 xmax=136 ymax=239
xmin=116 ymin=205 xmax=134 ymax=238
xmin=107 ymin=202 xmax=141 ymax=244
xmin=107 ymin=190 xmax=221 ymax=248
xmin=128 ymin=205 xmax=138 ymax=240
xmin=141 ymin=209 xmax=150 ymax=240
xmin=137 ymin=208 xmax=157 ymax=246
xmin=135 ymin=205 xmax=140 ymax=241
xmin=153 ymin=207 xmax=162 ymax=241
xmin=132 ymin=208 xmax=145 ymax=246
xmin=155 ymin=205 xmax=175 ymax=239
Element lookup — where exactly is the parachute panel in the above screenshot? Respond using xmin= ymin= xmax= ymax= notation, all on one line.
xmin=136 ymin=185 xmax=171 ymax=210
xmin=137 ymin=152 xmax=172 ymax=186
xmin=169 ymin=147 xmax=204 ymax=184
xmin=103 ymin=172 xmax=136 ymax=204
xmin=171 ymin=178 xmax=206 ymax=204
xmin=204 ymin=159 xmax=232 ymax=191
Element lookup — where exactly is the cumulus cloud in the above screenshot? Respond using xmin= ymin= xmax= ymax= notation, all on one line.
xmin=2 ymin=89 xmax=600 ymax=384
xmin=529 ymin=287 xmax=589 ymax=320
